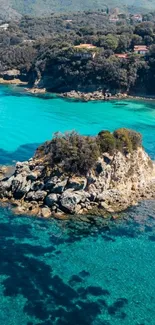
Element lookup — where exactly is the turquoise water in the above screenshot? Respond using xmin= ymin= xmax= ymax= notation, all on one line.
xmin=0 ymin=85 xmax=155 ymax=324
xmin=0 ymin=203 xmax=155 ymax=325
xmin=1 ymin=85 xmax=155 ymax=164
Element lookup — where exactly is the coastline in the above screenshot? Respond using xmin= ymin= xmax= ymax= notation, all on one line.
xmin=0 ymin=78 xmax=154 ymax=102
xmin=0 ymin=78 xmax=27 ymax=86
xmin=24 ymin=87 xmax=155 ymax=102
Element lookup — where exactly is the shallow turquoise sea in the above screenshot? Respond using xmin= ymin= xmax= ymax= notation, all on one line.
xmin=1 ymin=85 xmax=155 ymax=163
xmin=0 ymin=85 xmax=155 ymax=324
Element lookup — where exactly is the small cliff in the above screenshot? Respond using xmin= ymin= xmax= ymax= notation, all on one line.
xmin=0 ymin=129 xmax=155 ymax=218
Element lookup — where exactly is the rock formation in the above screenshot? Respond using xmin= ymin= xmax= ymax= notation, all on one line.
xmin=0 ymin=129 xmax=154 ymax=218
xmin=59 ymin=90 xmax=128 ymax=101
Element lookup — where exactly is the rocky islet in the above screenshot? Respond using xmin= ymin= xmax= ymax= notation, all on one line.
xmin=0 ymin=129 xmax=154 ymax=218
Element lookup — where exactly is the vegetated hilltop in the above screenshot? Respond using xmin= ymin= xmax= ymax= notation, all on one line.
xmin=0 ymin=0 xmax=21 ymax=20
xmin=0 ymin=128 xmax=155 ymax=218
xmin=0 ymin=11 xmax=155 ymax=95
xmin=2 ymin=0 xmax=155 ymax=19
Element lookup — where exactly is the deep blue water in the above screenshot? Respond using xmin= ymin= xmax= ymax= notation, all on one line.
xmin=0 ymin=85 xmax=155 ymax=324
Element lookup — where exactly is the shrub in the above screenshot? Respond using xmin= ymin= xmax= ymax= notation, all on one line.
xmin=35 ymin=128 xmax=142 ymax=174
xmin=113 ymin=128 xmax=142 ymax=154
xmin=97 ymin=130 xmax=116 ymax=154
xmin=128 ymin=129 xmax=142 ymax=150
xmin=113 ymin=128 xmax=133 ymax=154
xmin=49 ymin=131 xmax=100 ymax=174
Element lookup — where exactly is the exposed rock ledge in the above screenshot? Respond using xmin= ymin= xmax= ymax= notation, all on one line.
xmin=59 ymin=90 xmax=128 ymax=101
xmin=24 ymin=89 xmax=128 ymax=101
xmin=0 ymin=78 xmax=27 ymax=85
xmin=0 ymin=147 xmax=154 ymax=219
xmin=0 ymin=69 xmax=27 ymax=85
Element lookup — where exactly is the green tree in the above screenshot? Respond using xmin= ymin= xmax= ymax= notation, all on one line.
xmin=99 ymin=34 xmax=118 ymax=51
xmin=98 ymin=130 xmax=116 ymax=154
xmin=131 ymin=34 xmax=143 ymax=48
xmin=117 ymin=34 xmax=131 ymax=53
xmin=135 ymin=22 xmax=154 ymax=37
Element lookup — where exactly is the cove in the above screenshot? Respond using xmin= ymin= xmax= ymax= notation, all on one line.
xmin=0 ymin=85 xmax=155 ymax=324
xmin=0 ymin=85 xmax=155 ymax=164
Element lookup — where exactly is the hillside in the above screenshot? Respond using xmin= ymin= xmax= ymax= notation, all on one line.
xmin=0 ymin=0 xmax=155 ymax=20
xmin=0 ymin=10 xmax=155 ymax=96
xmin=0 ymin=0 xmax=21 ymax=20
xmin=11 ymin=0 xmax=155 ymax=15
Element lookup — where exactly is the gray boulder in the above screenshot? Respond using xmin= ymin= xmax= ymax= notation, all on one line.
xmin=26 ymin=190 xmax=47 ymax=201
xmin=60 ymin=190 xmax=87 ymax=213
xmin=67 ymin=176 xmax=87 ymax=191
xmin=31 ymin=181 xmax=44 ymax=191
xmin=41 ymin=207 xmax=52 ymax=218
xmin=52 ymin=179 xmax=67 ymax=194
xmin=45 ymin=193 xmax=59 ymax=207
xmin=11 ymin=175 xmax=31 ymax=199
xmin=27 ymin=172 xmax=38 ymax=181
xmin=44 ymin=176 xmax=59 ymax=191
xmin=15 ymin=161 xmax=30 ymax=175
xmin=0 ymin=176 xmax=15 ymax=191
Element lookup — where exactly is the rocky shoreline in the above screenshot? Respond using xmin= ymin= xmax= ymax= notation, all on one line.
xmin=25 ymin=88 xmax=128 ymax=101
xmin=59 ymin=90 xmax=128 ymax=101
xmin=25 ymin=87 xmax=46 ymax=94
xmin=24 ymin=88 xmax=155 ymax=102
xmin=0 ymin=68 xmax=154 ymax=101
xmin=0 ymin=145 xmax=154 ymax=219
xmin=0 ymin=74 xmax=154 ymax=102
xmin=0 ymin=78 xmax=27 ymax=86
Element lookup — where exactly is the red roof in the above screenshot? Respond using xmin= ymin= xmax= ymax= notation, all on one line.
xmin=74 ymin=44 xmax=96 ymax=49
xmin=115 ymin=54 xmax=128 ymax=59
xmin=134 ymin=45 xmax=148 ymax=51
xmin=133 ymin=14 xmax=142 ymax=18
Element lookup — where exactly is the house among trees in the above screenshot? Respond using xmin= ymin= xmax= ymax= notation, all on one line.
xmin=74 ymin=44 xmax=96 ymax=50
xmin=134 ymin=45 xmax=148 ymax=55
xmin=115 ymin=54 xmax=128 ymax=59
xmin=0 ymin=23 xmax=9 ymax=30
xmin=132 ymin=14 xmax=143 ymax=23
xmin=73 ymin=44 xmax=97 ymax=59
xmin=109 ymin=15 xmax=119 ymax=23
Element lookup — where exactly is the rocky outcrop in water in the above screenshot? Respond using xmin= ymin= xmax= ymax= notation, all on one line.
xmin=59 ymin=90 xmax=128 ymax=101
xmin=0 ymin=142 xmax=154 ymax=218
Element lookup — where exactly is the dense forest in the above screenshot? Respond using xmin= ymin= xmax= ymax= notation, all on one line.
xmin=1 ymin=0 xmax=155 ymax=20
xmin=0 ymin=11 xmax=155 ymax=95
